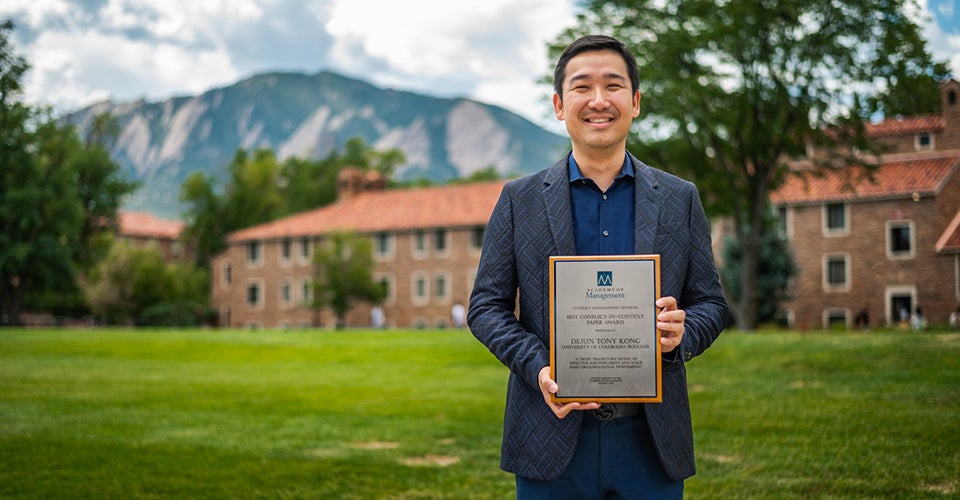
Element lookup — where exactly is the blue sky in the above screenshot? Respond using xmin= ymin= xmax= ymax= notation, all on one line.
xmin=930 ymin=0 xmax=958 ymax=30
xmin=0 ymin=0 xmax=957 ymax=132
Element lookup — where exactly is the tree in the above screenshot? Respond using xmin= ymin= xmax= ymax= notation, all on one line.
xmin=554 ymin=0 xmax=950 ymax=328
xmin=73 ymin=113 xmax=140 ymax=270
xmin=312 ymin=232 xmax=386 ymax=328
xmin=181 ymin=140 xmax=405 ymax=266
xmin=181 ymin=148 xmax=285 ymax=265
xmin=83 ymin=239 xmax=209 ymax=325
xmin=0 ymin=20 xmax=135 ymax=324
xmin=720 ymin=213 xmax=796 ymax=326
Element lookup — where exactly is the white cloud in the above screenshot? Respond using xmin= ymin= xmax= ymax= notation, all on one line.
xmin=0 ymin=0 xmax=73 ymax=26
xmin=2 ymin=0 xmax=953 ymax=133
xmin=20 ymin=27 xmax=238 ymax=111
xmin=325 ymin=0 xmax=575 ymax=126
xmin=914 ymin=0 xmax=960 ymax=76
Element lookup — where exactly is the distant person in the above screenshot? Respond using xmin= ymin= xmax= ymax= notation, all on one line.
xmin=371 ymin=305 xmax=385 ymax=329
xmin=468 ymin=35 xmax=730 ymax=499
xmin=854 ymin=306 xmax=869 ymax=330
xmin=911 ymin=306 xmax=926 ymax=331
xmin=451 ymin=302 xmax=466 ymax=329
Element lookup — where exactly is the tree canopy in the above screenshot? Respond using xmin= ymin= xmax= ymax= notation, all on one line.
xmin=552 ymin=0 xmax=950 ymax=328
xmin=0 ymin=19 xmax=137 ymax=325
xmin=180 ymin=138 xmax=405 ymax=266
xmin=311 ymin=232 xmax=386 ymax=328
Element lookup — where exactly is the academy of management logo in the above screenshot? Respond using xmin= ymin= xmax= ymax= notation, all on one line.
xmin=597 ymin=271 xmax=613 ymax=287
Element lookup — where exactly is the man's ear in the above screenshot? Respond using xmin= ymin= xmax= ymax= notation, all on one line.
xmin=553 ymin=93 xmax=565 ymax=121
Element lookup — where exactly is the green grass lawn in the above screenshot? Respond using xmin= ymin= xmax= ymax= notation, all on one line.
xmin=1 ymin=328 xmax=957 ymax=499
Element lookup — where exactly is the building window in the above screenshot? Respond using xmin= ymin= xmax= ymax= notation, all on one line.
xmin=246 ymin=283 xmax=262 ymax=308
xmin=471 ymin=226 xmax=485 ymax=250
xmin=412 ymin=272 xmax=429 ymax=305
xmin=376 ymin=275 xmax=394 ymax=305
xmin=301 ymin=279 xmax=313 ymax=305
xmin=281 ymin=238 xmax=292 ymax=262
xmin=823 ymin=203 xmax=848 ymax=236
xmin=247 ymin=241 xmax=262 ymax=264
xmin=435 ymin=229 xmax=448 ymax=252
xmin=824 ymin=254 xmax=849 ymax=290
xmin=280 ymin=280 xmax=292 ymax=307
xmin=956 ymin=255 xmax=960 ymax=301
xmin=434 ymin=273 xmax=449 ymax=300
xmin=887 ymin=286 xmax=916 ymax=325
xmin=915 ymin=132 xmax=934 ymax=151
xmin=300 ymin=237 xmax=311 ymax=261
xmin=413 ymin=230 xmax=427 ymax=259
xmin=887 ymin=221 xmax=913 ymax=258
xmin=221 ymin=262 xmax=232 ymax=286
xmin=824 ymin=309 xmax=848 ymax=329
xmin=374 ymin=232 xmax=394 ymax=260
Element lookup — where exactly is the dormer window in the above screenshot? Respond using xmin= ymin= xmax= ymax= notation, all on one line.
xmin=915 ymin=132 xmax=933 ymax=151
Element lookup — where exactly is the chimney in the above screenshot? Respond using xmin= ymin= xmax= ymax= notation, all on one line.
xmin=337 ymin=167 xmax=387 ymax=202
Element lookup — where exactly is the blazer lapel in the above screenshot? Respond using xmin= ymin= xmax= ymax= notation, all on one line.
xmin=631 ymin=153 xmax=660 ymax=255
xmin=543 ymin=158 xmax=577 ymax=256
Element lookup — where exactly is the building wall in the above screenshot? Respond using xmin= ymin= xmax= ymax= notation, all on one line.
xmin=783 ymin=195 xmax=956 ymax=329
xmin=941 ymin=80 xmax=960 ymax=150
xmin=211 ymin=226 xmax=484 ymax=329
xmin=121 ymin=235 xmax=190 ymax=263
xmin=874 ymin=133 xmax=938 ymax=154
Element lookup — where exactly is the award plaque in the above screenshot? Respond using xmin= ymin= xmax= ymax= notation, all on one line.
xmin=549 ymin=255 xmax=662 ymax=403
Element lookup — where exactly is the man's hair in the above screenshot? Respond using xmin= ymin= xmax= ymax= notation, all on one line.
xmin=553 ymin=35 xmax=640 ymax=101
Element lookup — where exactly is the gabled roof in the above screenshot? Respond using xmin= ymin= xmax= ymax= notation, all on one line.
xmin=119 ymin=211 xmax=185 ymax=240
xmin=227 ymin=180 xmax=507 ymax=243
xmin=936 ymin=210 xmax=960 ymax=254
xmin=865 ymin=114 xmax=945 ymax=138
xmin=771 ymin=152 xmax=960 ymax=205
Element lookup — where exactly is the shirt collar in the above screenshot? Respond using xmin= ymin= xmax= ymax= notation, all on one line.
xmin=567 ymin=152 xmax=634 ymax=183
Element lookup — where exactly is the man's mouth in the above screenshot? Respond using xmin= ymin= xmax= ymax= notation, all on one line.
xmin=586 ymin=117 xmax=614 ymax=124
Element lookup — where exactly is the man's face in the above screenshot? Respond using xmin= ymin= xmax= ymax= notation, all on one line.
xmin=553 ymin=50 xmax=640 ymax=156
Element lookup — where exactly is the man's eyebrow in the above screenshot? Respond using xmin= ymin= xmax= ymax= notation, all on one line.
xmin=566 ymin=72 xmax=629 ymax=86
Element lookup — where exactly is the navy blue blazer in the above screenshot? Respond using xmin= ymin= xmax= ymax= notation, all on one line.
xmin=467 ymin=152 xmax=729 ymax=481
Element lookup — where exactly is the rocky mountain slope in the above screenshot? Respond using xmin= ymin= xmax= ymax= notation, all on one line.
xmin=65 ymin=71 xmax=570 ymax=217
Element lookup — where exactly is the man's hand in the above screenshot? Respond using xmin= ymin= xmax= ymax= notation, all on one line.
xmin=656 ymin=296 xmax=685 ymax=353
xmin=538 ymin=366 xmax=600 ymax=419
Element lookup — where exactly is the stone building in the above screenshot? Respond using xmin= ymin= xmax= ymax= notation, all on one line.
xmin=210 ymin=169 xmax=505 ymax=329
xmin=771 ymin=79 xmax=960 ymax=329
xmin=118 ymin=211 xmax=190 ymax=263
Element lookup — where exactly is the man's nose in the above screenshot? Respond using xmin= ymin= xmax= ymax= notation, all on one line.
xmin=588 ymin=88 xmax=610 ymax=108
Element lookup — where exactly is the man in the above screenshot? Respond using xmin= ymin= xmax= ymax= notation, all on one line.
xmin=467 ymin=35 xmax=729 ymax=498
xmin=451 ymin=301 xmax=467 ymax=328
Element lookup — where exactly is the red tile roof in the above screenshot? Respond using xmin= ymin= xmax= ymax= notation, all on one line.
xmin=119 ymin=211 xmax=185 ymax=240
xmin=936 ymin=210 xmax=960 ymax=254
xmin=228 ymin=180 xmax=507 ymax=243
xmin=865 ymin=114 xmax=945 ymax=137
xmin=771 ymin=153 xmax=960 ymax=205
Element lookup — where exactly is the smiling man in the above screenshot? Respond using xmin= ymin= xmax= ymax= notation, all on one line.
xmin=468 ymin=35 xmax=730 ymax=498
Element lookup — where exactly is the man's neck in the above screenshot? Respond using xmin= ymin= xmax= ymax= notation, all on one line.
xmin=572 ymin=147 xmax=626 ymax=192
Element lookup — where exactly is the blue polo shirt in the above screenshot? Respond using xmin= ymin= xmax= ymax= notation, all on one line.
xmin=568 ymin=153 xmax=636 ymax=256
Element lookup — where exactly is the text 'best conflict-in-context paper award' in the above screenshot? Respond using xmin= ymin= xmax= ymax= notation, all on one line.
xmin=549 ymin=255 xmax=662 ymax=403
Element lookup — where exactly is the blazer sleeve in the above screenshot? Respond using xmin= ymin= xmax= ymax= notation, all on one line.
xmin=675 ymin=182 xmax=730 ymax=362
xmin=467 ymin=182 xmax=551 ymax=388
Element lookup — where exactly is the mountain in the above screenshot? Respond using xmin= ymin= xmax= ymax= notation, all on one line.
xmin=63 ymin=71 xmax=571 ymax=218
